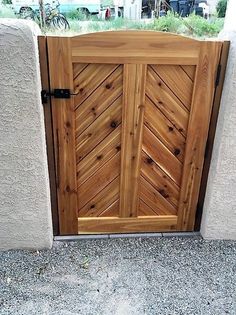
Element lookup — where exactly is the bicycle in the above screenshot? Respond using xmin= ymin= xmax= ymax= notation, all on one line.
xmin=22 ymin=1 xmax=70 ymax=30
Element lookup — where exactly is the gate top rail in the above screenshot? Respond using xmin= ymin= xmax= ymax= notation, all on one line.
xmin=60 ymin=31 xmax=222 ymax=65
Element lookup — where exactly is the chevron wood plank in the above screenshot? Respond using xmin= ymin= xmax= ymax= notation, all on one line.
xmin=181 ymin=65 xmax=196 ymax=81
xmin=78 ymin=153 xmax=120 ymax=210
xmin=75 ymin=96 xmax=122 ymax=162
xmin=75 ymin=66 xmax=123 ymax=137
xmin=140 ymin=176 xmax=177 ymax=216
xmin=77 ymin=127 xmax=121 ymax=187
xmin=143 ymin=126 xmax=183 ymax=186
xmin=145 ymin=97 xmax=186 ymax=162
xmin=74 ymin=63 xmax=119 ymax=107
xmin=139 ymin=199 xmax=159 ymax=216
xmin=141 ymin=151 xmax=180 ymax=208
xmin=146 ymin=66 xmax=189 ymax=136
xmin=73 ymin=63 xmax=88 ymax=80
xmin=99 ymin=200 xmax=119 ymax=217
xmin=151 ymin=65 xmax=194 ymax=111
xmin=79 ymin=177 xmax=120 ymax=217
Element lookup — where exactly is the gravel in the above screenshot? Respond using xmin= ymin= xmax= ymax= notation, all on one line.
xmin=0 ymin=236 xmax=236 ymax=315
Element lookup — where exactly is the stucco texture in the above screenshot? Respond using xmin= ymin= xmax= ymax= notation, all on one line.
xmin=201 ymin=2 xmax=236 ymax=240
xmin=0 ymin=19 xmax=53 ymax=250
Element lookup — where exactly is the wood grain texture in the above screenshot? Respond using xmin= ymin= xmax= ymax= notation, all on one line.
xmin=145 ymin=97 xmax=186 ymax=162
xmin=181 ymin=65 xmax=196 ymax=81
xmin=77 ymin=126 xmax=121 ymax=187
xmin=152 ymin=64 xmax=193 ymax=110
xmin=75 ymin=65 xmax=123 ymax=136
xmin=195 ymin=41 xmax=229 ymax=231
xmin=146 ymin=66 xmax=189 ymax=136
xmin=78 ymin=216 xmax=177 ymax=234
xmin=143 ymin=126 xmax=183 ymax=186
xmin=47 ymin=37 xmax=78 ymax=235
xmin=140 ymin=177 xmax=177 ymax=216
xmin=120 ymin=64 xmax=146 ymax=218
xmin=38 ymin=36 xmax=59 ymax=235
xmin=44 ymin=33 xmax=223 ymax=235
xmin=177 ymin=41 xmax=222 ymax=231
xmin=141 ymin=151 xmax=180 ymax=208
xmin=71 ymin=31 xmax=200 ymax=64
xmin=78 ymin=152 xmax=120 ymax=210
xmin=74 ymin=63 xmax=118 ymax=107
xmin=75 ymin=96 xmax=122 ymax=162
xmin=79 ymin=177 xmax=120 ymax=217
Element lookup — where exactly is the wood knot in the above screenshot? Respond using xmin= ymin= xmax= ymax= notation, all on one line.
xmin=110 ymin=121 xmax=117 ymax=128
xmin=116 ymin=145 xmax=121 ymax=152
xmin=97 ymin=154 xmax=103 ymax=160
xmin=106 ymin=83 xmax=112 ymax=89
xmin=79 ymin=88 xmax=84 ymax=93
xmin=66 ymin=121 xmax=71 ymax=128
xmin=158 ymin=189 xmax=169 ymax=199
xmin=158 ymin=82 xmax=162 ymax=87
xmin=90 ymin=204 xmax=95 ymax=209
xmin=174 ymin=148 xmax=181 ymax=156
xmin=168 ymin=126 xmax=174 ymax=132
xmin=146 ymin=157 xmax=153 ymax=164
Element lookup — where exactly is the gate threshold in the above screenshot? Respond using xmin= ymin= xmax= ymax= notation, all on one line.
xmin=54 ymin=232 xmax=201 ymax=241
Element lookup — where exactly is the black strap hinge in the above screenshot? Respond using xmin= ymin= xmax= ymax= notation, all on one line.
xmin=41 ymin=89 xmax=71 ymax=104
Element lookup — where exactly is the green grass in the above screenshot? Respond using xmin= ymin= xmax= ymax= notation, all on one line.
xmin=0 ymin=5 xmax=224 ymax=38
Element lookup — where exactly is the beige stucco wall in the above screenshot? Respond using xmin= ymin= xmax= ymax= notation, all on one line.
xmin=0 ymin=19 xmax=53 ymax=250
xmin=200 ymin=0 xmax=236 ymax=240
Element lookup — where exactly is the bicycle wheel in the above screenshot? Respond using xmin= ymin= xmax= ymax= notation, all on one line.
xmin=49 ymin=14 xmax=70 ymax=30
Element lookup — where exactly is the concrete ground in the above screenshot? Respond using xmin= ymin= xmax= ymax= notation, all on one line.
xmin=0 ymin=236 xmax=236 ymax=315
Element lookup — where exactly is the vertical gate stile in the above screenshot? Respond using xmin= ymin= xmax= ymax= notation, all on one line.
xmin=47 ymin=37 xmax=78 ymax=235
xmin=38 ymin=36 xmax=59 ymax=235
xmin=120 ymin=64 xmax=146 ymax=218
xmin=177 ymin=41 xmax=222 ymax=231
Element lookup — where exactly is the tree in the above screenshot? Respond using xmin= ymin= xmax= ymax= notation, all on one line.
xmin=216 ymin=0 xmax=228 ymax=18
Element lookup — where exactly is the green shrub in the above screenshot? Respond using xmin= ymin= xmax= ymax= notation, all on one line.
xmin=153 ymin=12 xmax=184 ymax=33
xmin=65 ymin=9 xmax=87 ymax=20
xmin=184 ymin=14 xmax=224 ymax=37
xmin=216 ymin=0 xmax=227 ymax=18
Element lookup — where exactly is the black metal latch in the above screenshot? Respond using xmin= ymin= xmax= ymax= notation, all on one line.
xmin=41 ymin=89 xmax=71 ymax=104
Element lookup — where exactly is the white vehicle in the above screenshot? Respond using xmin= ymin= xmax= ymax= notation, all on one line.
xmin=12 ymin=0 xmax=101 ymax=15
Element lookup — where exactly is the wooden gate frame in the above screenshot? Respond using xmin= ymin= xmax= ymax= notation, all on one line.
xmin=38 ymin=35 xmax=229 ymax=235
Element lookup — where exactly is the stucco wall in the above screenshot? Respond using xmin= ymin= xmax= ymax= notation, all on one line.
xmin=0 ymin=19 xmax=53 ymax=250
xmin=201 ymin=0 xmax=236 ymax=240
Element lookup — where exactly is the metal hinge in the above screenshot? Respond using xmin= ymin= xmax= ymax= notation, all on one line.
xmin=41 ymin=89 xmax=71 ymax=104
xmin=215 ymin=64 xmax=222 ymax=88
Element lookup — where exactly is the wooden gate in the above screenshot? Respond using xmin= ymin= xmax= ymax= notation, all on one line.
xmin=40 ymin=32 xmax=224 ymax=235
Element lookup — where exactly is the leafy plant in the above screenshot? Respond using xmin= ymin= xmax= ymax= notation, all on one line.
xmin=1 ymin=0 xmax=12 ymax=4
xmin=153 ymin=11 xmax=184 ymax=33
xmin=65 ymin=9 xmax=87 ymax=20
xmin=216 ymin=0 xmax=228 ymax=18
xmin=184 ymin=14 xmax=224 ymax=37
